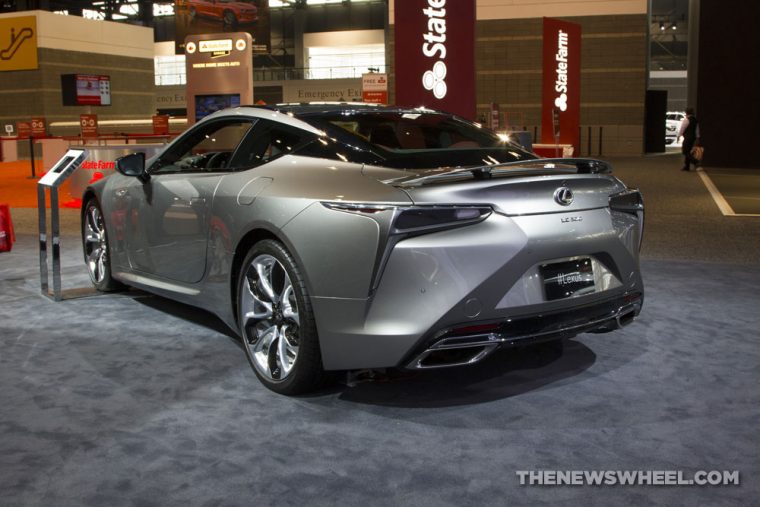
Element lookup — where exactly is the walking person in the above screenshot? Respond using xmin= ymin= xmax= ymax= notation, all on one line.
xmin=678 ymin=107 xmax=700 ymax=171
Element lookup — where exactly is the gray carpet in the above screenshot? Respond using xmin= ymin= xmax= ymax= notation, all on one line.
xmin=1 ymin=154 xmax=759 ymax=505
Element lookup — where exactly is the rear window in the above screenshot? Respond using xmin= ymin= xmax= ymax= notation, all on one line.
xmin=293 ymin=109 xmax=535 ymax=169
xmin=304 ymin=111 xmax=507 ymax=151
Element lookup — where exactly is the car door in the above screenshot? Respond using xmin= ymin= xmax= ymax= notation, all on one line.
xmin=123 ymin=118 xmax=255 ymax=284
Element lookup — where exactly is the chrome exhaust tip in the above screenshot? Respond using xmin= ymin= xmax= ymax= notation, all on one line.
xmin=616 ymin=309 xmax=636 ymax=328
xmin=407 ymin=335 xmax=500 ymax=370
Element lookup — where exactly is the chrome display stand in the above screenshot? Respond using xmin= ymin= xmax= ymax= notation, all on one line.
xmin=38 ymin=149 xmax=95 ymax=301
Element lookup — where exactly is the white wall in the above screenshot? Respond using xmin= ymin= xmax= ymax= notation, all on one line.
xmin=389 ymin=0 xmax=647 ymax=24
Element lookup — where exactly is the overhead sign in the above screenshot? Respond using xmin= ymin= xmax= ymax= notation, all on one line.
xmin=541 ymin=18 xmax=581 ymax=153
xmin=362 ymin=73 xmax=388 ymax=104
xmin=394 ymin=0 xmax=476 ymax=119
xmin=0 ymin=16 xmax=38 ymax=72
xmin=80 ymin=114 xmax=98 ymax=138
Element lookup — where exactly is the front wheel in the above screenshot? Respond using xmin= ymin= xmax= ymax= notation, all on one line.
xmin=82 ymin=199 xmax=122 ymax=292
xmin=237 ymin=240 xmax=326 ymax=395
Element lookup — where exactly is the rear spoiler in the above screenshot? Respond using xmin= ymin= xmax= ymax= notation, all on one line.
xmin=390 ymin=158 xmax=612 ymax=187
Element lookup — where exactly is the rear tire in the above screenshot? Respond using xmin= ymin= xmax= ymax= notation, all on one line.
xmin=237 ymin=240 xmax=327 ymax=395
xmin=223 ymin=10 xmax=237 ymax=28
xmin=82 ymin=199 xmax=123 ymax=292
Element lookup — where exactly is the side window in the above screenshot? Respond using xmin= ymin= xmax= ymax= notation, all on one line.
xmin=151 ymin=119 xmax=254 ymax=174
xmin=228 ymin=120 xmax=316 ymax=170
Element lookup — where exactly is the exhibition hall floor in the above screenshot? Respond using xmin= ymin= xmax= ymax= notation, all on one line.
xmin=1 ymin=154 xmax=758 ymax=505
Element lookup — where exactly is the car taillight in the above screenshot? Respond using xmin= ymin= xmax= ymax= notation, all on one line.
xmin=609 ymin=188 xmax=644 ymax=251
xmin=392 ymin=206 xmax=492 ymax=234
xmin=609 ymin=188 xmax=643 ymax=214
xmin=321 ymin=202 xmax=492 ymax=234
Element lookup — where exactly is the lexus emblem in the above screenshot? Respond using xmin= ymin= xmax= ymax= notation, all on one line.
xmin=554 ymin=187 xmax=574 ymax=206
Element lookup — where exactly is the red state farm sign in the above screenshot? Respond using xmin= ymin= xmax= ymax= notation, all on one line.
xmin=541 ymin=18 xmax=582 ymax=154
xmin=362 ymin=73 xmax=388 ymax=104
xmin=80 ymin=114 xmax=98 ymax=138
xmin=394 ymin=0 xmax=476 ymax=119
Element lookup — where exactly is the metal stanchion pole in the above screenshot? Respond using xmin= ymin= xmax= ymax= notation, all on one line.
xmin=50 ymin=187 xmax=62 ymax=301
xmin=38 ymin=185 xmax=48 ymax=296
xmin=29 ymin=136 xmax=36 ymax=179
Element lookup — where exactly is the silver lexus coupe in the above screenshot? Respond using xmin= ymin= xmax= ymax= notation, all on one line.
xmin=81 ymin=103 xmax=644 ymax=395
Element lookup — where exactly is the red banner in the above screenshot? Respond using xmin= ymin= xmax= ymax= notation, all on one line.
xmin=80 ymin=114 xmax=98 ymax=138
xmin=394 ymin=0 xmax=476 ymax=119
xmin=541 ymin=18 xmax=581 ymax=154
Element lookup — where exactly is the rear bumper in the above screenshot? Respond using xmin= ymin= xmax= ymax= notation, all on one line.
xmin=404 ymin=291 xmax=642 ymax=369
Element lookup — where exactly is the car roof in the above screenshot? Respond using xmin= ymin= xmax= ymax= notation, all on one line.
xmin=201 ymin=105 xmax=326 ymax=135
xmin=249 ymin=102 xmax=454 ymax=118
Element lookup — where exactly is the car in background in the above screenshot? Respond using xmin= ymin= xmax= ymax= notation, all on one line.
xmin=666 ymin=111 xmax=685 ymax=145
xmin=82 ymin=103 xmax=645 ymax=395
xmin=186 ymin=0 xmax=258 ymax=27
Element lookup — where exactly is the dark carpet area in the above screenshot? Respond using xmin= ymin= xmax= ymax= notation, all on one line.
xmin=1 ymin=154 xmax=759 ymax=505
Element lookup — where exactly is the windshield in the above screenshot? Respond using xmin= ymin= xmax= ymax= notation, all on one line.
xmin=296 ymin=110 xmax=536 ymax=169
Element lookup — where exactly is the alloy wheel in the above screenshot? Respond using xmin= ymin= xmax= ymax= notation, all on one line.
xmin=240 ymin=254 xmax=300 ymax=381
xmin=83 ymin=204 xmax=108 ymax=284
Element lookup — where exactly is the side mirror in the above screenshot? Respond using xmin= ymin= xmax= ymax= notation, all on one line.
xmin=115 ymin=152 xmax=149 ymax=183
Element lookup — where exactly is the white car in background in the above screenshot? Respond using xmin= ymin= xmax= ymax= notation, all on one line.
xmin=665 ymin=111 xmax=685 ymax=146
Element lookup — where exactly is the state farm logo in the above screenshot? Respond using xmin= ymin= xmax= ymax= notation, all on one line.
xmin=80 ymin=160 xmax=115 ymax=170
xmin=554 ymin=29 xmax=569 ymax=112
xmin=421 ymin=0 xmax=447 ymax=100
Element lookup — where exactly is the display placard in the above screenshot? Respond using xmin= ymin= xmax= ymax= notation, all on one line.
xmin=152 ymin=115 xmax=170 ymax=135
xmin=38 ymin=149 xmax=88 ymax=188
xmin=80 ymin=114 xmax=98 ymax=138
xmin=31 ymin=117 xmax=46 ymax=137
xmin=362 ymin=73 xmax=388 ymax=104
xmin=16 ymin=121 xmax=31 ymax=139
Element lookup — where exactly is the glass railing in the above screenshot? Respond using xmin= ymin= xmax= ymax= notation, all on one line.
xmin=155 ymin=65 xmax=387 ymax=86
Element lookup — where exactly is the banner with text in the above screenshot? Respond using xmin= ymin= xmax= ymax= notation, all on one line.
xmin=541 ymin=18 xmax=581 ymax=153
xmin=394 ymin=0 xmax=476 ymax=119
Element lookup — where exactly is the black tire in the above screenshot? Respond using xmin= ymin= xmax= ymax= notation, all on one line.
xmin=237 ymin=239 xmax=327 ymax=395
xmin=82 ymin=199 xmax=123 ymax=292
xmin=223 ymin=10 xmax=237 ymax=28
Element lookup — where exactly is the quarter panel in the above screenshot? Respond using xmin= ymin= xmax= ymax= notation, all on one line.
xmin=282 ymin=202 xmax=383 ymax=299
